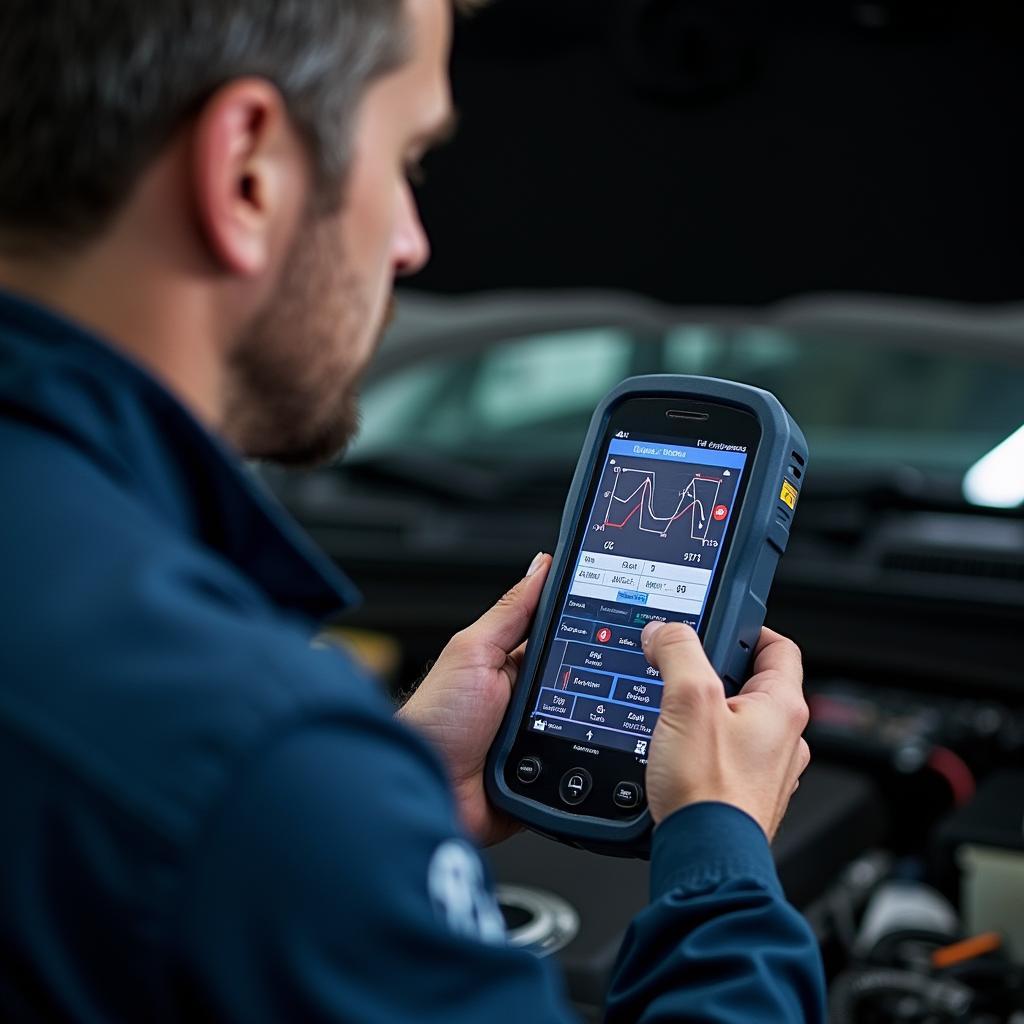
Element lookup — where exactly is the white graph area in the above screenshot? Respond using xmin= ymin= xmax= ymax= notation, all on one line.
xmin=604 ymin=467 xmax=723 ymax=542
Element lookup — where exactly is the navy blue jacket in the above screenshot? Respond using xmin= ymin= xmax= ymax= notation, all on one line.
xmin=0 ymin=288 xmax=826 ymax=1022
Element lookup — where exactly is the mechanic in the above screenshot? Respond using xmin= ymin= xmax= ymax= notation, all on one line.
xmin=0 ymin=0 xmax=823 ymax=1020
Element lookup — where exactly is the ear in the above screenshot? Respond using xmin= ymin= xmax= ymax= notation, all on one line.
xmin=190 ymin=78 xmax=310 ymax=277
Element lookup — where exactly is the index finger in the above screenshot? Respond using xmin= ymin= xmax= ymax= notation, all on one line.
xmin=738 ymin=628 xmax=804 ymax=700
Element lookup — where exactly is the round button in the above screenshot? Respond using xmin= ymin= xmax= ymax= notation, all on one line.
xmin=559 ymin=767 xmax=592 ymax=806
xmin=516 ymin=756 xmax=541 ymax=785
xmin=613 ymin=781 xmax=642 ymax=809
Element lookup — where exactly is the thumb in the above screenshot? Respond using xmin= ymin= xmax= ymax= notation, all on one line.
xmin=461 ymin=553 xmax=551 ymax=655
xmin=641 ymin=621 xmax=724 ymax=710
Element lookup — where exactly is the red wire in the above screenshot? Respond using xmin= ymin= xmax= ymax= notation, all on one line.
xmin=927 ymin=746 xmax=976 ymax=807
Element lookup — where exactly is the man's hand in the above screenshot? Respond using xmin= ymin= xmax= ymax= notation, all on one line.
xmin=642 ymin=622 xmax=810 ymax=841
xmin=398 ymin=553 xmax=551 ymax=847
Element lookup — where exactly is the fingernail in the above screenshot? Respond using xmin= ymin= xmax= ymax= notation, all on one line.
xmin=641 ymin=621 xmax=666 ymax=646
xmin=526 ymin=552 xmax=545 ymax=577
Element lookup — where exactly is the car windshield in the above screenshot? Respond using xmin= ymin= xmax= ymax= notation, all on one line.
xmin=350 ymin=318 xmax=1024 ymax=500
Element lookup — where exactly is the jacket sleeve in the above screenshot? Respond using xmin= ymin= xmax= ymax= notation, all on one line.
xmin=171 ymin=712 xmax=579 ymax=1024
xmin=171 ymin=705 xmax=823 ymax=1024
xmin=605 ymin=802 xmax=827 ymax=1023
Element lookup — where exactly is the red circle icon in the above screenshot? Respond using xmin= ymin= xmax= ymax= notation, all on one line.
xmin=596 ymin=627 xmax=612 ymax=644
xmin=712 ymin=504 xmax=729 ymax=521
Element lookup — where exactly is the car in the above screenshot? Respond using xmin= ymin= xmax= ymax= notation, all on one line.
xmin=266 ymin=288 xmax=1024 ymax=686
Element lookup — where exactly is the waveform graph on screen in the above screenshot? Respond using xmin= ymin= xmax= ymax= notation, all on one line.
xmin=603 ymin=464 xmax=722 ymax=543
xmin=584 ymin=451 xmax=741 ymax=566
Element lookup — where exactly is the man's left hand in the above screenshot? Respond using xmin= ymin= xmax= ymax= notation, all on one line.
xmin=398 ymin=553 xmax=551 ymax=846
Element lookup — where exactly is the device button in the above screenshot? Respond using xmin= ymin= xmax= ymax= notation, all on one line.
xmin=613 ymin=781 xmax=642 ymax=809
xmin=516 ymin=756 xmax=542 ymax=784
xmin=559 ymin=768 xmax=592 ymax=806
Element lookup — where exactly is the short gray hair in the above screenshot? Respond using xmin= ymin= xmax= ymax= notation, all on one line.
xmin=0 ymin=0 xmax=409 ymax=255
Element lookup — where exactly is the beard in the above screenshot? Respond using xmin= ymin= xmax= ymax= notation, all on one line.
xmin=224 ymin=207 xmax=391 ymax=468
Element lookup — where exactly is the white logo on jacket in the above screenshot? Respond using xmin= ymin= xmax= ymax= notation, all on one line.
xmin=428 ymin=840 xmax=506 ymax=944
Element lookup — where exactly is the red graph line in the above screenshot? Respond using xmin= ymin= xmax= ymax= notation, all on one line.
xmin=606 ymin=502 xmax=642 ymax=529
xmin=604 ymin=476 xmax=702 ymax=530
xmin=606 ymin=498 xmax=697 ymax=529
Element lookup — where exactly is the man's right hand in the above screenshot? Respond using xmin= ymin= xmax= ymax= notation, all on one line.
xmin=641 ymin=622 xmax=810 ymax=841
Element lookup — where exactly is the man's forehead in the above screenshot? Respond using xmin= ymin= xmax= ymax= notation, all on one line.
xmin=407 ymin=0 xmax=453 ymax=71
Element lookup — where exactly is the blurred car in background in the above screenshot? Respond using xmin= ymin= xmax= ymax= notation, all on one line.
xmin=263 ymin=290 xmax=1024 ymax=1020
xmin=265 ymin=289 xmax=1024 ymax=691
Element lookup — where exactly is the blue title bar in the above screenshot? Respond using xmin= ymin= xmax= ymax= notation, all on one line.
xmin=608 ymin=438 xmax=747 ymax=469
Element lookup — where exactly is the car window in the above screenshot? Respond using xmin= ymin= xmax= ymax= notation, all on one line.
xmin=664 ymin=326 xmax=1024 ymax=473
xmin=471 ymin=330 xmax=633 ymax=430
xmin=353 ymin=360 xmax=454 ymax=454
xmin=351 ymin=314 xmax=1024 ymax=496
xmin=353 ymin=329 xmax=634 ymax=457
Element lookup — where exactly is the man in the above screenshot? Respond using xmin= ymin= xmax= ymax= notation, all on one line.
xmin=0 ymin=0 xmax=823 ymax=1020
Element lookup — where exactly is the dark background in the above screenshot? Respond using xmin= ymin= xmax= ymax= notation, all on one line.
xmin=409 ymin=0 xmax=1024 ymax=305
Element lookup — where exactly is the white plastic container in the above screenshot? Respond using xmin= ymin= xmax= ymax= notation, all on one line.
xmin=958 ymin=843 xmax=1024 ymax=962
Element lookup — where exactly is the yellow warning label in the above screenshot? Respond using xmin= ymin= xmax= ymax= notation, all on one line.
xmin=780 ymin=480 xmax=799 ymax=510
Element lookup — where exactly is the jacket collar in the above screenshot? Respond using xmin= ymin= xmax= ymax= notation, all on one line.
xmin=0 ymin=287 xmax=361 ymax=623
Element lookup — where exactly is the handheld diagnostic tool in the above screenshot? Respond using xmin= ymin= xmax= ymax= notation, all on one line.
xmin=485 ymin=375 xmax=808 ymax=856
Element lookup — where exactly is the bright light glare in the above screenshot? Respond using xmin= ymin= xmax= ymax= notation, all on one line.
xmin=963 ymin=423 xmax=1024 ymax=508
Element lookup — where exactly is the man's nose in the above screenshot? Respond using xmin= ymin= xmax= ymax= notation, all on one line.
xmin=393 ymin=184 xmax=431 ymax=277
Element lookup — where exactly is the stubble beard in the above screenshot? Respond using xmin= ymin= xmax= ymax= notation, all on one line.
xmin=224 ymin=208 xmax=386 ymax=469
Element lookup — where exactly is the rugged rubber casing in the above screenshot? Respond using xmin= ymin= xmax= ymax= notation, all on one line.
xmin=484 ymin=375 xmax=808 ymax=857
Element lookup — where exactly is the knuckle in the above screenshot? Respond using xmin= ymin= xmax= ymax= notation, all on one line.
xmin=798 ymin=738 xmax=811 ymax=769
xmin=666 ymin=671 xmax=721 ymax=711
xmin=446 ymin=627 xmax=475 ymax=657
xmin=774 ymin=636 xmax=804 ymax=675
xmin=497 ymin=584 xmax=530 ymax=622
xmin=694 ymin=674 xmax=724 ymax=703
xmin=790 ymin=697 xmax=810 ymax=730
xmin=774 ymin=690 xmax=808 ymax=730
xmin=781 ymin=636 xmax=802 ymax=660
